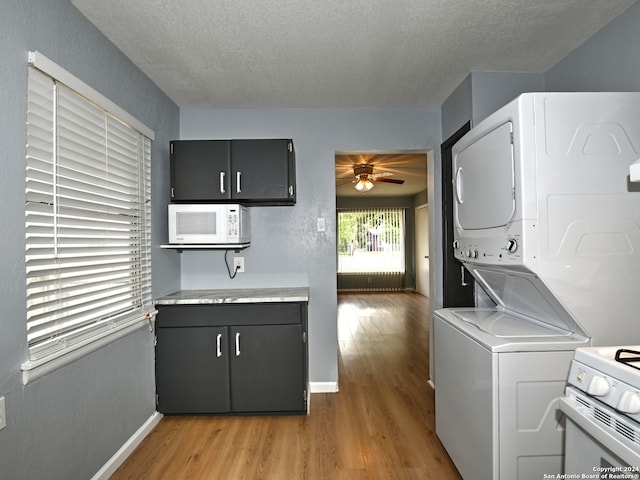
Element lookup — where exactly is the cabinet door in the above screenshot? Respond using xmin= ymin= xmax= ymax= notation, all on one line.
xmin=170 ymin=140 xmax=231 ymax=201
xmin=230 ymin=324 xmax=305 ymax=413
xmin=231 ymin=139 xmax=295 ymax=203
xmin=156 ymin=326 xmax=231 ymax=414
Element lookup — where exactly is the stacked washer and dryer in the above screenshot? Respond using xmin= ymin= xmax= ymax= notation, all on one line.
xmin=434 ymin=92 xmax=640 ymax=480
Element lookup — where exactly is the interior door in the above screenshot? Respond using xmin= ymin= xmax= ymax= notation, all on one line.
xmin=441 ymin=122 xmax=475 ymax=307
xmin=415 ymin=204 xmax=430 ymax=297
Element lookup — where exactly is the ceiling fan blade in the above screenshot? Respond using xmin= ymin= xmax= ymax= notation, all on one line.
xmin=376 ymin=177 xmax=405 ymax=184
xmin=370 ymin=171 xmax=394 ymax=179
xmin=337 ymin=178 xmax=357 ymax=187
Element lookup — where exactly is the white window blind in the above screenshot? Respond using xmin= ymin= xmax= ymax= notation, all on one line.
xmin=24 ymin=54 xmax=154 ymax=376
xmin=337 ymin=208 xmax=405 ymax=273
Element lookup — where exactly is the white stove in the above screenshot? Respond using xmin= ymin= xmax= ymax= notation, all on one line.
xmin=560 ymin=346 xmax=640 ymax=476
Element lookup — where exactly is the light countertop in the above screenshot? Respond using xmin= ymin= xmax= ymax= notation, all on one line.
xmin=156 ymin=287 xmax=309 ymax=305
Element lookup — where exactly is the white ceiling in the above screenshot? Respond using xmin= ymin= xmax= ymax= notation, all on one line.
xmin=71 ymin=0 xmax=635 ymax=109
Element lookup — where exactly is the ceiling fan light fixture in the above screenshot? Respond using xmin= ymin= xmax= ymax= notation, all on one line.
xmin=355 ymin=176 xmax=374 ymax=191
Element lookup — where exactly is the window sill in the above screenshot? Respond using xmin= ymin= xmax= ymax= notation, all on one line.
xmin=21 ymin=316 xmax=154 ymax=385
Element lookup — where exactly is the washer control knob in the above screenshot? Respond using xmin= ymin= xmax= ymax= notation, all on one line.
xmin=466 ymin=249 xmax=478 ymax=259
xmin=505 ymin=238 xmax=518 ymax=254
xmin=453 ymin=240 xmax=460 ymax=250
xmin=617 ymin=391 xmax=640 ymax=414
xmin=586 ymin=376 xmax=610 ymax=396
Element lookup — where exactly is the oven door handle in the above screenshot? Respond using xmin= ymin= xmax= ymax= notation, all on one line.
xmin=559 ymin=396 xmax=640 ymax=467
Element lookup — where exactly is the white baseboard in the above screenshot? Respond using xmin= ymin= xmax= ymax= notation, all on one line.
xmin=310 ymin=381 xmax=339 ymax=393
xmin=91 ymin=411 xmax=163 ymax=480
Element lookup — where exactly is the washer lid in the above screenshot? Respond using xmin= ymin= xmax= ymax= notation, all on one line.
xmin=467 ymin=264 xmax=588 ymax=337
xmin=436 ymin=308 xmax=589 ymax=352
xmin=451 ymin=309 xmax=570 ymax=338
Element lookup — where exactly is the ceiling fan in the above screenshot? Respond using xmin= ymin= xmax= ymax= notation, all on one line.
xmin=352 ymin=164 xmax=405 ymax=192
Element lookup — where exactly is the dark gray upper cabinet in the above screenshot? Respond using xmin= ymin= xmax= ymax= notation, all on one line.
xmin=170 ymin=140 xmax=231 ymax=202
xmin=170 ymin=139 xmax=296 ymax=205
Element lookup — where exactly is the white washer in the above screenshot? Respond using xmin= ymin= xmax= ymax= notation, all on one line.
xmin=434 ymin=308 xmax=588 ymax=480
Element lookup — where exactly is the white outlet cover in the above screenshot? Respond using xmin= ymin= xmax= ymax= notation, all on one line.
xmin=233 ymin=257 xmax=244 ymax=273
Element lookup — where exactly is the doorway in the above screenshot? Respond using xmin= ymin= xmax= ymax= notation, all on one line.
xmin=440 ymin=123 xmax=475 ymax=307
xmin=335 ymin=151 xmax=429 ymax=292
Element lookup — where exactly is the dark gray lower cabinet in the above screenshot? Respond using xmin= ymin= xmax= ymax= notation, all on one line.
xmin=155 ymin=302 xmax=308 ymax=415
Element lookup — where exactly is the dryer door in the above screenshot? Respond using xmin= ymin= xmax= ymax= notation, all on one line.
xmin=453 ymin=121 xmax=515 ymax=230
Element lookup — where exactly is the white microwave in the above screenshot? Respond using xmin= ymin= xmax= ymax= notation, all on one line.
xmin=168 ymin=204 xmax=250 ymax=245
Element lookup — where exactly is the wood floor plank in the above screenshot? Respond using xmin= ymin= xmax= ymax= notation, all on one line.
xmin=111 ymin=292 xmax=461 ymax=479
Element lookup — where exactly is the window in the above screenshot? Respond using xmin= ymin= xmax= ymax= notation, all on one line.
xmin=23 ymin=52 xmax=155 ymax=381
xmin=337 ymin=208 xmax=405 ymax=273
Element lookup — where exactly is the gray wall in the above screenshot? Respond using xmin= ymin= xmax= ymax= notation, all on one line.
xmin=545 ymin=0 xmax=640 ymax=91
xmin=178 ymin=108 xmax=442 ymax=386
xmin=441 ymin=71 xmax=545 ymax=141
xmin=0 ymin=1 xmax=179 ymax=478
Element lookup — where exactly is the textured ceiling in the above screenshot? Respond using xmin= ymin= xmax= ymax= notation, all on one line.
xmin=71 ymin=0 xmax=635 ymax=109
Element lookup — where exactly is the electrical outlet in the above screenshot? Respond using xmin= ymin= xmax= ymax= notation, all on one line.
xmin=0 ymin=396 xmax=6 ymax=431
xmin=234 ymin=256 xmax=245 ymax=273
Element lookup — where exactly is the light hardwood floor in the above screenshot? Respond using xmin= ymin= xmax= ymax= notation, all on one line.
xmin=111 ymin=292 xmax=461 ymax=479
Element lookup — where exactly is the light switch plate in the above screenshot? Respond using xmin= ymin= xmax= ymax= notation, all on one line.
xmin=0 ymin=396 xmax=6 ymax=430
xmin=317 ymin=217 xmax=326 ymax=232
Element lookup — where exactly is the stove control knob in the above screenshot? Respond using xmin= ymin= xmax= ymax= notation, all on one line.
xmin=617 ymin=391 xmax=640 ymax=414
xmin=586 ymin=376 xmax=610 ymax=396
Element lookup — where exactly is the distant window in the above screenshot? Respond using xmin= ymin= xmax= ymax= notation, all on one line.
xmin=23 ymin=52 xmax=154 ymax=380
xmin=337 ymin=208 xmax=405 ymax=273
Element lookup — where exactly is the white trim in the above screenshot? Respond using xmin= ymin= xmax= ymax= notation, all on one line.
xmin=21 ymin=318 xmax=152 ymax=384
xmin=28 ymin=51 xmax=155 ymax=140
xmin=309 ymin=381 xmax=339 ymax=393
xmin=91 ymin=412 xmax=163 ymax=480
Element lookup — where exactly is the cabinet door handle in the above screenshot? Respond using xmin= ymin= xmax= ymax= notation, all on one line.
xmin=220 ymin=172 xmax=226 ymax=194
xmin=236 ymin=171 xmax=242 ymax=193
xmin=461 ymin=265 xmax=469 ymax=287
xmin=216 ymin=333 xmax=222 ymax=358
xmin=235 ymin=332 xmax=241 ymax=356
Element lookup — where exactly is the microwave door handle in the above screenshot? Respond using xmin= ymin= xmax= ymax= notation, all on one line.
xmin=454 ymin=167 xmax=464 ymax=204
xmin=220 ymin=172 xmax=226 ymax=194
